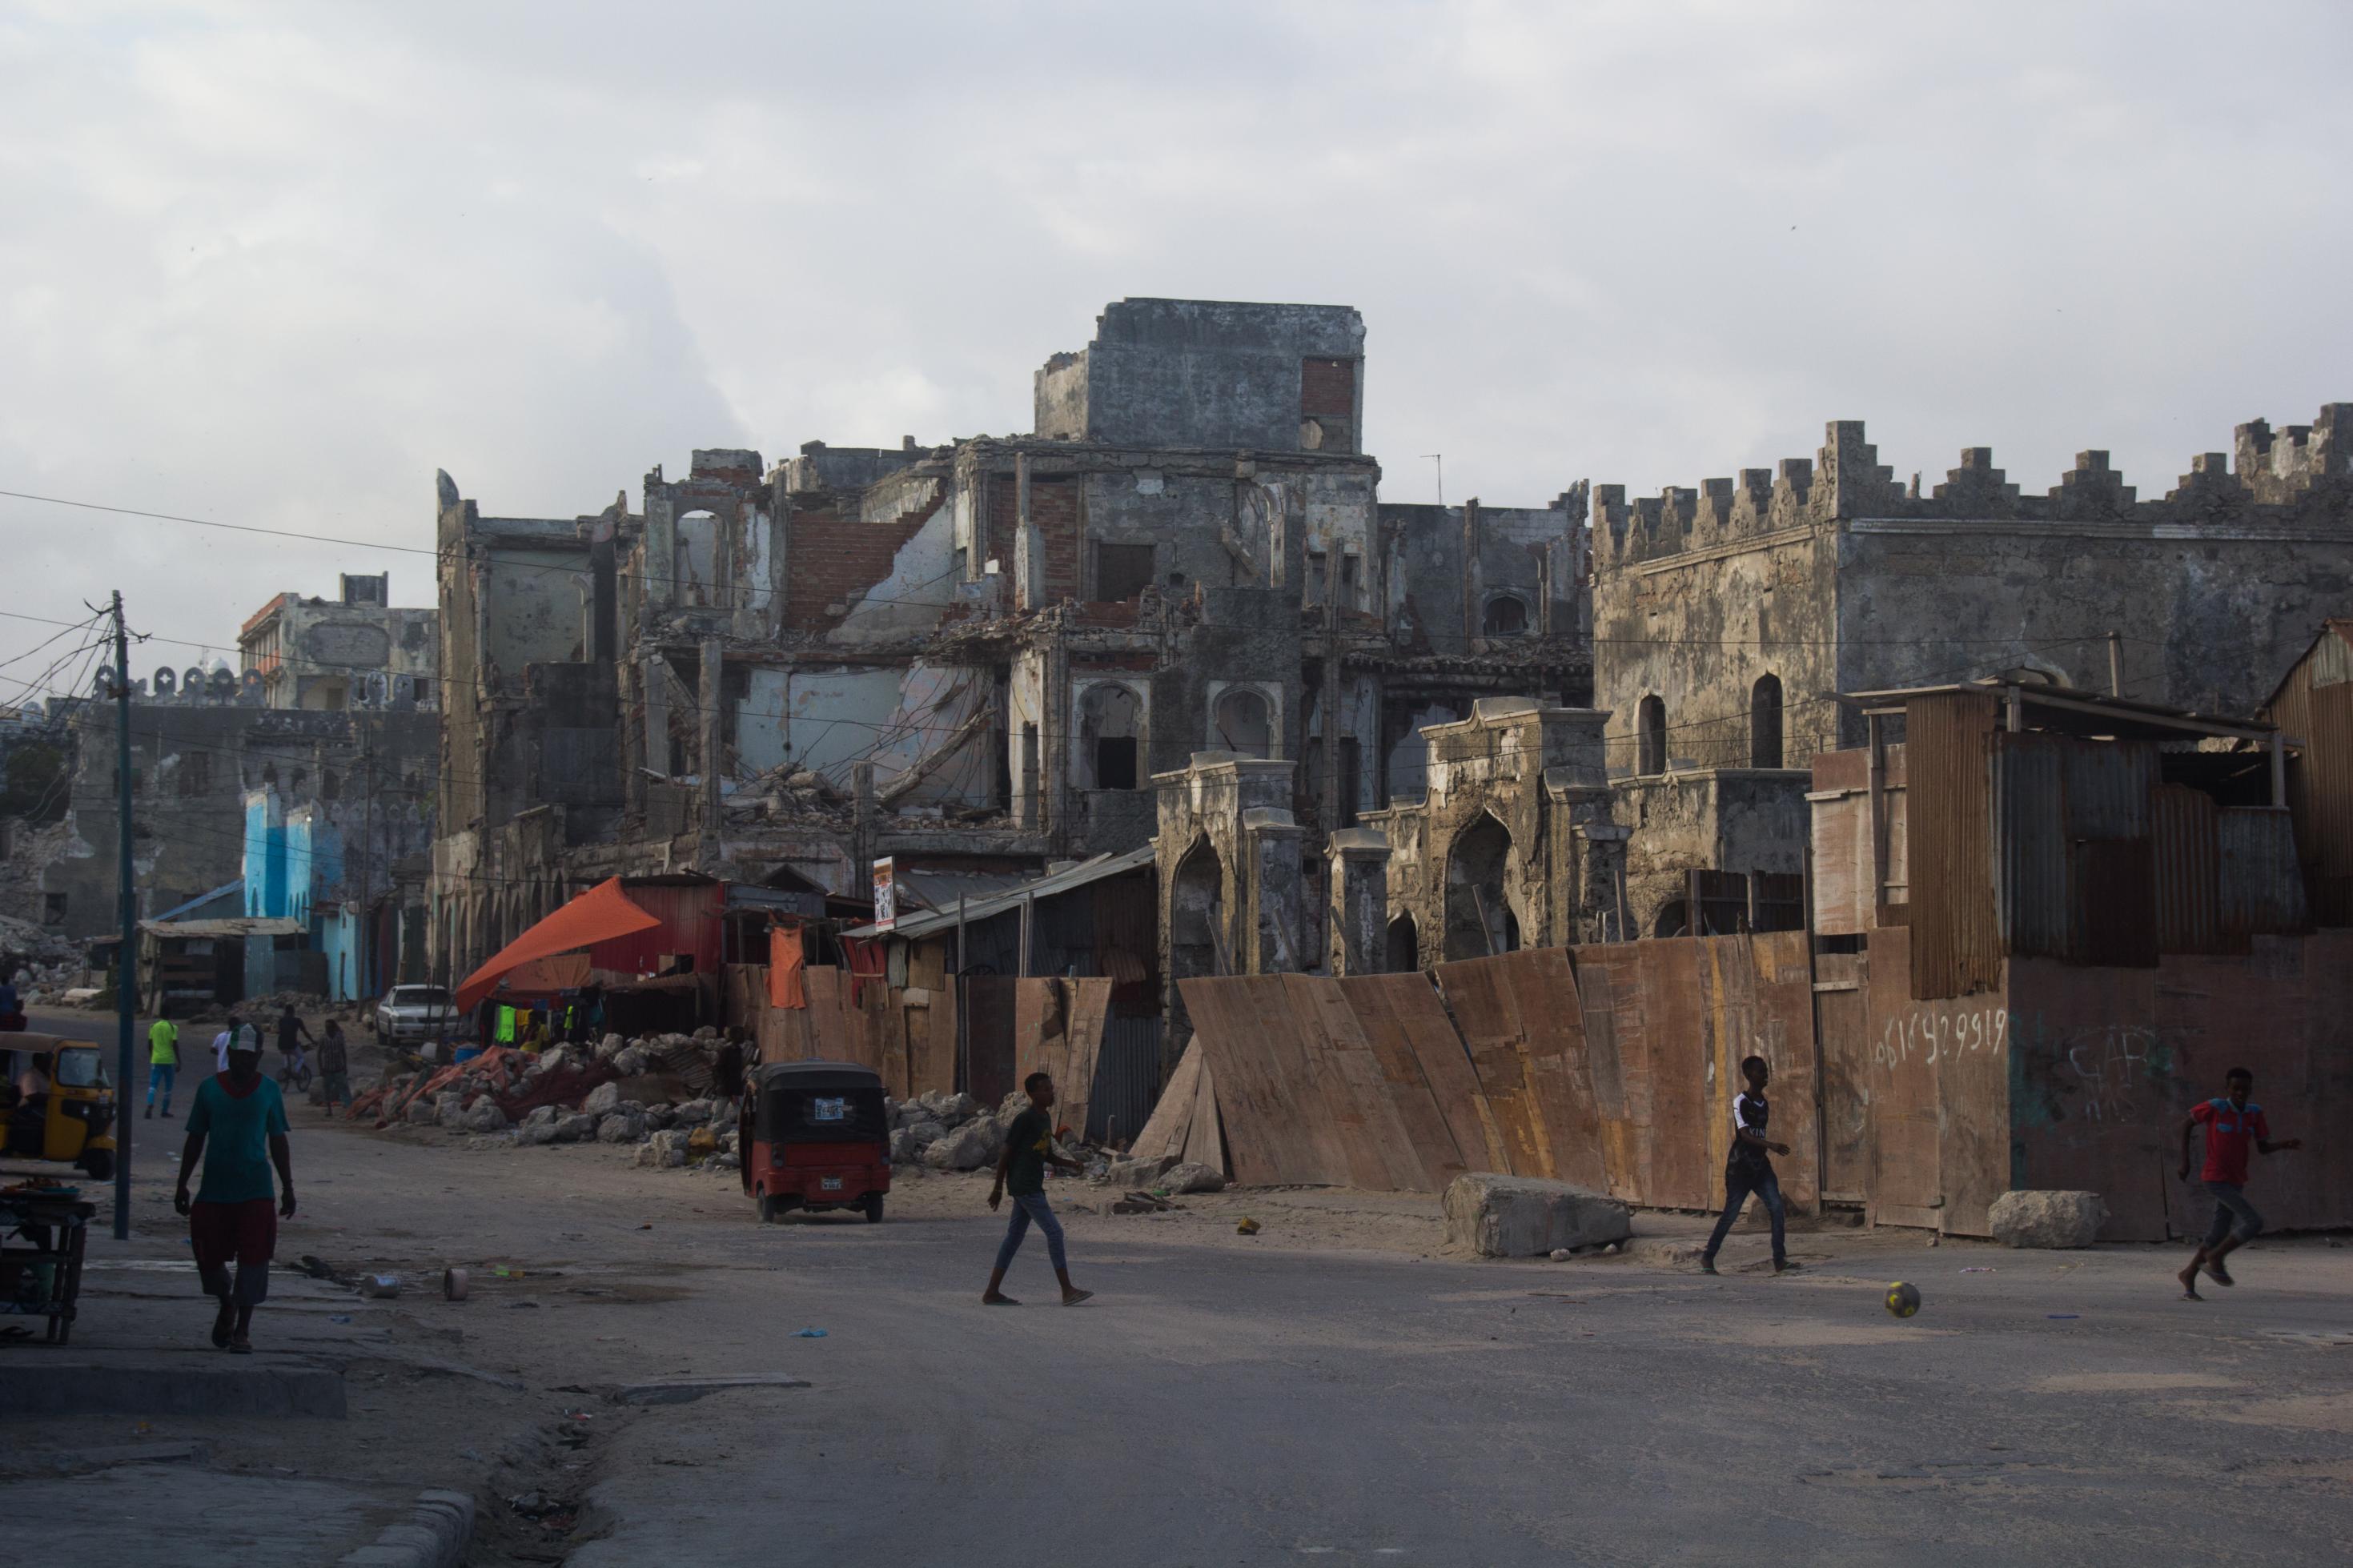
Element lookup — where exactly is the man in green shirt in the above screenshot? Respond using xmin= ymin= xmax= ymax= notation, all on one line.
xmin=143 ymin=1017 xmax=180 ymax=1119
xmin=982 ymin=1072 xmax=1090 ymax=1307
xmin=175 ymin=1037 xmax=296 ymax=1353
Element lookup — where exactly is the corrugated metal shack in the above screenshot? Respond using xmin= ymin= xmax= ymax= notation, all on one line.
xmin=2260 ymin=620 xmax=2353 ymax=924
xmin=1807 ymin=684 xmax=2343 ymax=1241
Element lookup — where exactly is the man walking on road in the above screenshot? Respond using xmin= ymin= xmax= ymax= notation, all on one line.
xmin=175 ymin=1035 xmax=296 ymax=1353
xmin=144 ymin=1015 xmax=179 ymax=1118
xmin=2177 ymin=1067 xmax=2299 ymax=1301
xmin=1700 ymin=1055 xmax=1795 ymax=1276
xmin=983 ymin=1072 xmax=1092 ymax=1307
xmin=316 ymin=1019 xmax=351 ymax=1117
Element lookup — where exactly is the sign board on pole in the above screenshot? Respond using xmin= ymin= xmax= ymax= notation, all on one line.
xmin=871 ymin=856 xmax=897 ymax=932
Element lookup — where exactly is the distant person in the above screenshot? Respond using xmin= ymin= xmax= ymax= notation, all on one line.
xmin=275 ymin=1004 xmax=313 ymax=1066
xmin=2177 ymin=1067 xmax=2301 ymax=1301
xmin=713 ymin=1029 xmax=747 ymax=1102
xmin=144 ymin=1015 xmax=180 ymax=1119
xmin=982 ymin=1072 xmax=1091 ymax=1307
xmin=1699 ymin=1055 xmax=1795 ymax=1276
xmin=316 ymin=1020 xmax=351 ymax=1117
xmin=175 ymin=1032 xmax=295 ymax=1354
xmin=211 ymin=1020 xmax=235 ymax=1073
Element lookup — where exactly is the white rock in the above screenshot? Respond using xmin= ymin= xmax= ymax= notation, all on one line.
xmin=905 ymin=1117 xmax=946 ymax=1147
xmin=889 ymin=1127 xmax=923 ymax=1165
xmin=1442 ymin=1173 xmax=1632 ymax=1258
xmin=404 ymin=1098 xmax=440 ymax=1127
xmin=518 ymin=1115 xmax=560 ymax=1148
xmin=1161 ymin=1161 xmax=1227 ymax=1194
xmin=1988 ymin=1189 xmax=2107 ymax=1249
xmin=582 ymin=1081 xmax=623 ymax=1117
xmin=597 ymin=1033 xmax=625 ymax=1058
xmin=464 ymin=1098 xmax=509 ymax=1133
xmin=596 ymin=1109 xmax=645 ymax=1144
xmin=932 ymin=1115 xmax=1005 ymax=1171
xmin=553 ymin=1113 xmax=596 ymax=1143
xmin=1104 ymin=1153 xmax=1179 ymax=1189
xmin=670 ymin=1099 xmax=713 ymax=1127
xmin=612 ymin=1047 xmax=647 ymax=1076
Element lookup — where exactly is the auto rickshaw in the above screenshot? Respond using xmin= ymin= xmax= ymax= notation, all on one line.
xmin=0 ymin=1033 xmax=118 ymax=1181
xmin=739 ymin=1061 xmax=889 ymax=1223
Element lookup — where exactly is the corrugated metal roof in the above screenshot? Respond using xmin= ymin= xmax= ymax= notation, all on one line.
xmin=139 ymin=916 xmax=307 ymax=940
xmin=841 ymin=845 xmax=1157 ymax=940
xmin=1995 ymin=732 xmax=2070 ymax=960
xmin=895 ymin=868 xmax=1034 ymax=913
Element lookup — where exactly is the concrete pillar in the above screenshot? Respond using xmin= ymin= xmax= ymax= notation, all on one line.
xmin=643 ymin=653 xmax=669 ymax=776
xmin=697 ymin=637 xmax=722 ymax=870
xmin=1014 ymin=451 xmax=1043 ymax=612
xmin=1326 ymin=827 xmax=1390 ymax=975
xmin=1243 ymin=806 xmax=1305 ymax=973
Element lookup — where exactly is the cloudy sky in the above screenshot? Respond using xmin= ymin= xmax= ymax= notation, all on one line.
xmin=4 ymin=1 xmax=2350 ymax=685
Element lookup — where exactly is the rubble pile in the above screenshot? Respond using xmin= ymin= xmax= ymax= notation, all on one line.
xmin=885 ymin=1089 xmax=1050 ymax=1171
xmin=2 ymin=912 xmax=96 ymax=1003
xmin=356 ymin=1028 xmax=743 ymax=1173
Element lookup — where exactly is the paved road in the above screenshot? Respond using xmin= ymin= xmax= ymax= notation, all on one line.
xmin=564 ymin=1197 xmax=2353 ymax=1566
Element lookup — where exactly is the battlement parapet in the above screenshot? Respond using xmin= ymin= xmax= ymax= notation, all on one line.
xmin=1595 ymin=404 xmax=2353 ymax=571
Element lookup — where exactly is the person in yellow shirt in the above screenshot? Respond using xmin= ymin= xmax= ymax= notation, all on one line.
xmin=145 ymin=1016 xmax=182 ymax=1119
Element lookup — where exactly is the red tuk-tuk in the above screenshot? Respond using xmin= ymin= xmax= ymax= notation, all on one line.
xmin=740 ymin=1061 xmax=890 ymax=1223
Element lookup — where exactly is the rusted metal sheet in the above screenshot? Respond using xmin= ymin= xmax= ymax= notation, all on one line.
xmin=2304 ymin=680 xmax=2353 ymax=921
xmin=1569 ymin=942 xmax=1649 ymax=1200
xmin=1859 ymin=926 xmax=1943 ymax=1226
xmin=2218 ymin=808 xmax=2309 ymax=949
xmin=1288 ymin=976 xmax=1413 ymax=1192
xmin=963 ymin=975 xmax=1018 ymax=1106
xmin=2153 ymin=784 xmax=2221 ymax=954
xmin=590 ymin=878 xmax=725 ymax=977
xmin=1432 ymin=956 xmax=1542 ymax=1177
xmin=1745 ymin=930 xmax=1821 ymax=1207
xmin=1994 ymin=732 xmax=2069 ymax=960
xmin=1815 ymin=960 xmax=1873 ymax=1201
xmin=2006 ymin=958 xmax=2165 ymax=1241
xmin=1636 ymin=938 xmax=1713 ymax=1209
xmin=1809 ymin=789 xmax=1869 ymax=937
xmin=1470 ymin=948 xmax=1606 ymax=1190
xmin=2061 ymin=739 xmax=2156 ymax=838
xmin=1339 ymin=973 xmax=1474 ymax=1190
xmin=1908 ymin=692 xmax=2002 ymax=999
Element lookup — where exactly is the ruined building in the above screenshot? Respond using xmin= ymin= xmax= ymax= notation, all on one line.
xmin=1589 ymin=407 xmax=2353 ymax=937
xmin=237 ymin=573 xmax=439 ymax=711
xmin=428 ymin=298 xmax=1593 ymax=997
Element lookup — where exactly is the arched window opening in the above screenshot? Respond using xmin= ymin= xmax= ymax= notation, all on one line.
xmin=1749 ymin=674 xmax=1784 ymax=769
xmin=1637 ymin=695 xmax=1667 ymax=776
xmin=1078 ymin=684 xmax=1144 ymax=790
xmin=1214 ymin=688 xmax=1273 ymax=760
xmin=1481 ymin=594 xmax=1530 ymax=637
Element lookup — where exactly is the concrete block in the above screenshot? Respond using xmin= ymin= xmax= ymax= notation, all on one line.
xmin=0 ymin=1358 xmax=346 ymax=1418
xmin=1443 ymin=1173 xmax=1632 ymax=1258
xmin=1988 ymin=1189 xmax=2106 ymax=1249
xmin=609 ymin=1374 xmax=811 ymax=1406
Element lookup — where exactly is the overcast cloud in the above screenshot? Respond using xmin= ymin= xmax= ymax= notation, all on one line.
xmin=4 ymin=0 xmax=2351 ymax=683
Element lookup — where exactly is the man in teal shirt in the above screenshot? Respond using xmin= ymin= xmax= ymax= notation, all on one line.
xmin=175 ymin=1037 xmax=296 ymax=1353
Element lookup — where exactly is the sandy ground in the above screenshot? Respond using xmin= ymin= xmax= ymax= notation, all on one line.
xmin=11 ymin=1003 xmax=2353 ymax=1564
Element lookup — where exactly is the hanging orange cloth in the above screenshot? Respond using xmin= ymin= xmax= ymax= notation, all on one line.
xmin=840 ymin=934 xmax=887 ymax=1006
xmin=768 ymin=924 xmax=808 ymax=1009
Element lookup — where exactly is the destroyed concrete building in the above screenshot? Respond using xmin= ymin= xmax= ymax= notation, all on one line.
xmin=430 ymin=299 xmax=1595 ymax=1008
xmin=1590 ymin=407 xmax=2353 ymax=936
xmin=237 ymin=572 xmax=439 ymax=711
xmin=40 ymin=664 xmax=436 ymax=968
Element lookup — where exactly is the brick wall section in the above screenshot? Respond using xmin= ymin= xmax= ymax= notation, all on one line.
xmin=1301 ymin=357 xmax=1356 ymax=417
xmin=989 ymin=478 xmax=1082 ymax=604
xmin=785 ymin=510 xmax=932 ymax=632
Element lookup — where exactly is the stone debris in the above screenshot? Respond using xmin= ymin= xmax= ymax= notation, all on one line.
xmin=892 ymin=1089 xmax=1049 ymax=1171
xmin=1442 ymin=1173 xmax=1633 ymax=1258
xmin=1987 ymin=1189 xmax=2107 ymax=1249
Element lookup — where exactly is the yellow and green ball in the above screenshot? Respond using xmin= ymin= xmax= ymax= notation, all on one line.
xmin=1885 ymin=1281 xmax=1921 ymax=1318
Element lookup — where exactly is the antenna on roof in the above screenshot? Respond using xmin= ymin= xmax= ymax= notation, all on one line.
xmin=1422 ymin=454 xmax=1444 ymax=507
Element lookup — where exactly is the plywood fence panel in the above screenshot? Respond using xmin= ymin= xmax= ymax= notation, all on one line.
xmin=1636 ymin=938 xmax=1713 ymax=1209
xmin=1292 ymin=976 xmax=1418 ymax=1193
xmin=1129 ymin=1039 xmax=1202 ymax=1162
xmin=1431 ymin=956 xmax=1540 ymax=1177
xmin=1339 ymin=976 xmax=1473 ymax=1191
xmin=1381 ymin=973 xmax=1509 ymax=1175
xmin=1181 ymin=976 xmax=1322 ymax=1186
xmin=1858 ymin=928 xmax=1943 ymax=1228
xmin=1744 ymin=931 xmax=1823 ymax=1208
xmin=2007 ymin=956 xmax=2162 ymax=1240
xmin=1569 ymin=943 xmax=1649 ymax=1201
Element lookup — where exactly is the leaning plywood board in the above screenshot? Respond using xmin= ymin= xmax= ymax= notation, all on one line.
xmin=1376 ymin=972 xmax=1511 ymax=1176
xmin=1129 ymin=1039 xmax=1202 ymax=1162
xmin=1181 ymin=976 xmax=1319 ymax=1186
xmin=1339 ymin=975 xmax=1472 ymax=1190
xmin=1058 ymin=978 xmax=1114 ymax=1147
xmin=1289 ymin=976 xmax=1414 ymax=1192
xmin=1637 ymin=938 xmax=1715 ymax=1210
xmin=1183 ymin=1049 xmax=1227 ymax=1177
xmin=1569 ymin=944 xmax=1648 ymax=1201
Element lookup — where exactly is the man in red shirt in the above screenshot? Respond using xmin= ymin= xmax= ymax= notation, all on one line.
xmin=2176 ymin=1067 xmax=2300 ymax=1301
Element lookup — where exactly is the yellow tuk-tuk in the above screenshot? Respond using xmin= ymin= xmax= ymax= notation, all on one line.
xmin=0 ymin=1033 xmax=118 ymax=1181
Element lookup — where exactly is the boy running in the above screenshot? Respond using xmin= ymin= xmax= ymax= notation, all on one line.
xmin=2177 ymin=1067 xmax=2299 ymax=1300
xmin=145 ymin=1016 xmax=180 ymax=1118
xmin=1700 ymin=1055 xmax=1795 ymax=1276
xmin=982 ymin=1072 xmax=1091 ymax=1306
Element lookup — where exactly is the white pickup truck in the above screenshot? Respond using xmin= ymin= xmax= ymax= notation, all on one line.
xmin=374 ymin=984 xmax=458 ymax=1045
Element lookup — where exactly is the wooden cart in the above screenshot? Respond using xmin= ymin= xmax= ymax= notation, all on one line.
xmin=0 ymin=1192 xmax=94 ymax=1345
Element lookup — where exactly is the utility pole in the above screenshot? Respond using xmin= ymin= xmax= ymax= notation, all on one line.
xmin=358 ymin=737 xmax=375 ymax=997
xmin=110 ymin=592 xmax=134 ymax=1241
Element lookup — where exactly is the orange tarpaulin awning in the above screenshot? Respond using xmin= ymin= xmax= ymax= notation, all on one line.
xmin=456 ymin=878 xmax=661 ymax=1013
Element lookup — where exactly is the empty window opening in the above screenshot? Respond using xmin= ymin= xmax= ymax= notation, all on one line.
xmin=1093 ymin=542 xmax=1156 ymax=603
xmin=1077 ymin=683 xmax=1144 ymax=790
xmin=1482 ymin=594 xmax=1530 ymax=637
xmin=1637 ymin=695 xmax=1668 ymax=776
xmin=1214 ymin=688 xmax=1273 ymax=760
xmin=1750 ymin=674 xmax=1784 ymax=769
xmin=1384 ymin=912 xmax=1419 ymax=972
